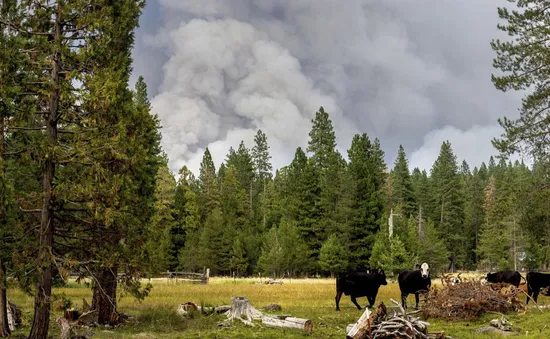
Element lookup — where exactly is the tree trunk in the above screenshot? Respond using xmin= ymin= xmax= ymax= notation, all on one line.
xmin=0 ymin=258 xmax=10 ymax=337
xmin=91 ymin=267 xmax=118 ymax=325
xmin=28 ymin=5 xmax=61 ymax=338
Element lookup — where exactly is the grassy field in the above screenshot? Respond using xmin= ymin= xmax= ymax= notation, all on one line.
xmin=7 ymin=275 xmax=550 ymax=338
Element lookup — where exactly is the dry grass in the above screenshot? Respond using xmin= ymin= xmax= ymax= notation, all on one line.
xmin=6 ymin=275 xmax=550 ymax=338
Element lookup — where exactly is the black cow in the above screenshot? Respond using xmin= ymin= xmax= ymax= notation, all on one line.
xmin=398 ymin=262 xmax=431 ymax=309
xmin=485 ymin=270 xmax=523 ymax=287
xmin=335 ymin=269 xmax=387 ymax=311
xmin=526 ymin=272 xmax=550 ymax=304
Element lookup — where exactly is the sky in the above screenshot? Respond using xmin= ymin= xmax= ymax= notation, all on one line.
xmin=130 ymin=0 xmax=527 ymax=176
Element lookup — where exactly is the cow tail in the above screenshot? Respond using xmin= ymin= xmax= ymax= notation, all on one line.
xmin=520 ymin=273 xmax=527 ymax=285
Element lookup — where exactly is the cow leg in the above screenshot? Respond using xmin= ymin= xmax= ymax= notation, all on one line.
xmin=414 ymin=292 xmax=420 ymax=310
xmin=367 ymin=295 xmax=375 ymax=308
xmin=401 ymin=293 xmax=408 ymax=309
xmin=532 ymin=288 xmax=540 ymax=303
xmin=526 ymin=284 xmax=532 ymax=304
xmin=335 ymin=291 xmax=343 ymax=311
xmin=350 ymin=296 xmax=362 ymax=310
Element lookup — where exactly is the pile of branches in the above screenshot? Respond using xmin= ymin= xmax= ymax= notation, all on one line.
xmin=421 ymin=274 xmax=525 ymax=321
xmin=347 ymin=299 xmax=451 ymax=339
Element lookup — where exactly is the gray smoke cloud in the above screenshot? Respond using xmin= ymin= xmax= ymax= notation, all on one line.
xmin=131 ymin=0 xmax=525 ymax=175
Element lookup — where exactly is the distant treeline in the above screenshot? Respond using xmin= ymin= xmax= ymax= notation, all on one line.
xmin=155 ymin=107 xmax=550 ymax=278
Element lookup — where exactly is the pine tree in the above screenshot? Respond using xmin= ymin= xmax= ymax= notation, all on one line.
xmin=490 ymin=1 xmax=550 ymax=160
xmin=389 ymin=145 xmax=415 ymax=217
xmin=319 ymin=235 xmax=349 ymax=277
xmin=198 ymin=148 xmax=219 ymax=222
xmin=175 ymin=166 xmax=202 ymax=271
xmin=429 ymin=141 xmax=465 ymax=271
xmin=417 ymin=220 xmax=450 ymax=275
xmin=145 ymin=162 xmax=177 ymax=274
xmin=477 ymin=176 xmax=511 ymax=270
xmin=252 ymin=130 xmax=273 ymax=229
xmin=347 ymin=134 xmax=387 ymax=269
xmin=284 ymin=148 xmax=321 ymax=269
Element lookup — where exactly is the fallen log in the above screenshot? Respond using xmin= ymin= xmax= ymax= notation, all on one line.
xmin=262 ymin=316 xmax=313 ymax=333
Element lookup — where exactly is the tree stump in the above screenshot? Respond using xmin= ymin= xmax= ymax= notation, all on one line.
xmin=224 ymin=296 xmax=312 ymax=332
xmin=225 ymin=296 xmax=263 ymax=326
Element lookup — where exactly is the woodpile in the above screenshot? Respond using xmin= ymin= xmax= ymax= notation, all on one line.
xmin=346 ymin=299 xmax=451 ymax=339
xmin=421 ymin=275 xmax=525 ymax=321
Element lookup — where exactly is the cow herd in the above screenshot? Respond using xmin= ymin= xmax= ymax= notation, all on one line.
xmin=335 ymin=264 xmax=550 ymax=311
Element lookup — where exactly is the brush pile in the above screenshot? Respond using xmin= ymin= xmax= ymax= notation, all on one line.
xmin=346 ymin=299 xmax=451 ymax=339
xmin=421 ymin=274 xmax=525 ymax=321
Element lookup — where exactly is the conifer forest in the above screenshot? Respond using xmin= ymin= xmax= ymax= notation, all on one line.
xmin=0 ymin=0 xmax=549 ymax=338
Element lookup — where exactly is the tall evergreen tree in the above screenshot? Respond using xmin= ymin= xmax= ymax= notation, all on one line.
xmin=347 ymin=134 xmax=387 ymax=268
xmin=429 ymin=141 xmax=465 ymax=271
xmin=252 ymin=130 xmax=273 ymax=229
xmin=198 ymin=148 xmax=219 ymax=222
xmin=389 ymin=145 xmax=415 ymax=217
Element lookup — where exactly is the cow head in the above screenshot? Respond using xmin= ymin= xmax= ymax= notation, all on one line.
xmin=420 ymin=262 xmax=429 ymax=279
xmin=485 ymin=272 xmax=497 ymax=283
xmin=374 ymin=269 xmax=388 ymax=286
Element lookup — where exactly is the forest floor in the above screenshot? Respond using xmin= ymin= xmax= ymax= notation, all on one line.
xmin=7 ymin=274 xmax=550 ymax=338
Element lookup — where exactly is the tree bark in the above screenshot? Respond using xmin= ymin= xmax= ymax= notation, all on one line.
xmin=28 ymin=4 xmax=61 ymax=338
xmin=91 ymin=267 xmax=118 ymax=325
xmin=0 ymin=258 xmax=10 ymax=337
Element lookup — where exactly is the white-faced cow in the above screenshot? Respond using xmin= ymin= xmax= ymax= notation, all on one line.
xmin=398 ymin=263 xmax=431 ymax=309
xmin=485 ymin=270 xmax=523 ymax=287
xmin=526 ymin=272 xmax=550 ymax=304
xmin=335 ymin=269 xmax=387 ymax=311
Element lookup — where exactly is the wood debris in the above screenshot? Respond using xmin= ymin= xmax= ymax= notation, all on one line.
xmin=346 ymin=299 xmax=451 ymax=339
xmin=421 ymin=275 xmax=524 ymax=321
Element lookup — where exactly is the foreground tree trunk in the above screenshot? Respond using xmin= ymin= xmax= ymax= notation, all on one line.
xmin=28 ymin=5 xmax=60 ymax=338
xmin=91 ymin=267 xmax=118 ymax=325
xmin=0 ymin=258 xmax=10 ymax=337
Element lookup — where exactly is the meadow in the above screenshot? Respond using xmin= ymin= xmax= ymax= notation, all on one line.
xmin=7 ymin=275 xmax=550 ymax=338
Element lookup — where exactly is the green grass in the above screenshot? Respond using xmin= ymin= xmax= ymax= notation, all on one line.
xmin=7 ymin=276 xmax=550 ymax=338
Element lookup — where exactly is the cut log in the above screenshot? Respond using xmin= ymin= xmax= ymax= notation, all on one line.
xmin=262 ymin=316 xmax=313 ymax=333
xmin=346 ymin=307 xmax=372 ymax=339
xmin=77 ymin=309 xmax=98 ymax=325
